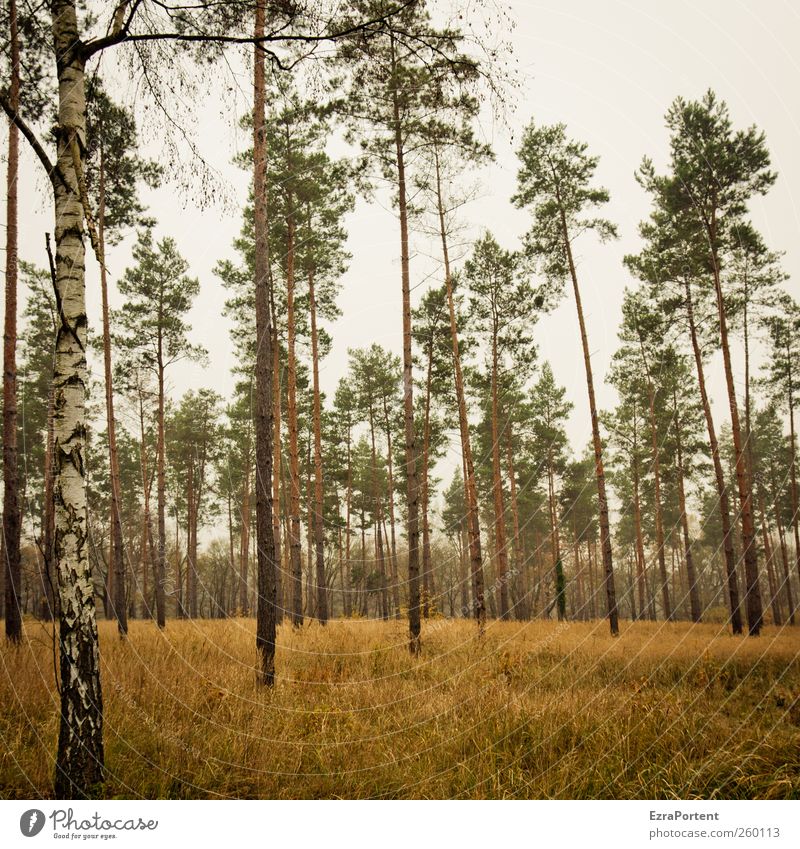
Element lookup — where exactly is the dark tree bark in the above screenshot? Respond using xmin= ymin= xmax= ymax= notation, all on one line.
xmin=96 ymin=135 xmax=127 ymax=635
xmin=253 ymin=2 xmax=277 ymax=685
xmin=3 ymin=0 xmax=22 ymax=643
xmin=557 ymin=198 xmax=618 ymax=635
xmin=391 ymin=32 xmax=421 ymax=653
xmin=435 ymin=148 xmax=485 ymax=632
xmin=308 ymin=269 xmax=328 ymax=623
xmin=684 ymin=278 xmax=742 ymax=634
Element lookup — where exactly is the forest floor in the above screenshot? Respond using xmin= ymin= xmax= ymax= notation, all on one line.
xmin=1 ymin=617 xmax=799 ymax=799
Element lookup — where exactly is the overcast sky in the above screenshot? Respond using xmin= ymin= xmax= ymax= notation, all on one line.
xmin=6 ymin=0 xmax=800 ymax=507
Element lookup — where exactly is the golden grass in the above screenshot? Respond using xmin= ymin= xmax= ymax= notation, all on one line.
xmin=1 ymin=616 xmax=799 ymax=799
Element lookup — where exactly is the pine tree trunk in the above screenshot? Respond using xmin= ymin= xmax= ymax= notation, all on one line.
xmin=240 ymin=440 xmax=251 ymax=616
xmin=708 ymin=222 xmax=763 ymax=635
xmin=270 ymin=291 xmax=283 ymax=622
xmin=187 ymin=460 xmax=198 ymax=618
xmin=344 ymin=425 xmax=353 ymax=617
xmin=285 ymin=207 xmax=303 ymax=629
xmin=421 ymin=339 xmax=434 ymax=617
xmin=3 ymin=0 xmax=21 ymax=643
xmin=308 ymin=269 xmax=328 ymax=623
xmin=684 ymin=277 xmax=742 ymax=633
xmin=391 ymin=33 xmax=421 ymax=653
xmin=95 ymin=138 xmax=127 ymax=636
xmin=381 ymin=398 xmax=401 ymax=617
xmin=42 ymin=381 xmax=57 ymax=621
xmin=558 ymin=200 xmax=617 ymax=634
xmin=51 ymin=1 xmax=104 ymax=796
xmin=759 ymin=497 xmax=782 ymax=626
xmin=253 ymin=2 xmax=277 ymax=684
xmin=490 ymin=334 xmax=510 ymax=619
xmin=637 ymin=334 xmax=672 ymax=621
xmin=672 ymin=389 xmax=701 ymax=622
xmin=434 ymin=149 xmax=484 ymax=631
xmin=368 ymin=409 xmax=389 ymax=621
xmin=155 ymin=351 xmax=167 ymax=627
xmin=632 ymin=423 xmax=648 ymax=622
xmin=770 ymin=485 xmax=795 ymax=625
xmin=546 ymin=451 xmax=561 ymax=621
xmin=787 ymin=369 xmax=800 ymax=606
xmin=506 ymin=426 xmax=524 ymax=619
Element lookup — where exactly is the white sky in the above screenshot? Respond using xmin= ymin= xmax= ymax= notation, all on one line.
xmin=5 ymin=0 xmax=800 ymax=510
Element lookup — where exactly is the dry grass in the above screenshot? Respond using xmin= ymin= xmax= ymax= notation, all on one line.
xmin=1 ymin=616 xmax=799 ymax=799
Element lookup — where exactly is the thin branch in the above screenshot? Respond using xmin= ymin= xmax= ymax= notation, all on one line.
xmin=83 ymin=0 xmax=418 ymax=57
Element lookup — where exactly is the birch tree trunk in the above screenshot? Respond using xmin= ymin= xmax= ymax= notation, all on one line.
xmin=51 ymin=0 xmax=104 ymax=796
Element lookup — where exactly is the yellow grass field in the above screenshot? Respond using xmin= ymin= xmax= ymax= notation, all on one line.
xmin=1 ymin=617 xmax=799 ymax=799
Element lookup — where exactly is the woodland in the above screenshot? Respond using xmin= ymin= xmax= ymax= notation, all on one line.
xmin=1 ymin=0 xmax=799 ymax=800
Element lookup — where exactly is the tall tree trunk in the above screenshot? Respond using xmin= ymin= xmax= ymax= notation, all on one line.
xmin=636 ymin=331 xmax=672 ymax=621
xmin=253 ymin=2 xmax=277 ymax=684
xmin=391 ymin=33 xmax=420 ymax=652
xmin=155 ymin=352 xmax=167 ymax=628
xmin=434 ymin=147 xmax=484 ymax=631
xmin=187 ymin=460 xmax=198 ymax=618
xmin=51 ymin=1 xmax=104 ymax=796
xmin=285 ymin=205 xmax=303 ymax=629
xmin=770 ymin=479 xmax=795 ymax=625
xmin=546 ymin=450 xmax=561 ymax=618
xmin=3 ymin=0 xmax=21 ymax=643
xmin=421 ymin=338 xmax=434 ymax=617
xmin=631 ymin=423 xmax=648 ymax=621
xmin=381 ymin=398 xmax=401 ymax=617
xmin=240 ymin=439 xmax=251 ymax=616
xmin=270 ymin=288 xmax=283 ymax=622
xmin=308 ymin=269 xmax=328 ymax=623
xmin=344 ymin=424 xmax=353 ymax=617
xmin=759 ymin=496 xmax=782 ymax=626
xmin=708 ymin=224 xmax=763 ymax=635
xmin=786 ymin=359 xmax=800 ymax=606
xmin=557 ymin=197 xmax=617 ymax=634
xmin=684 ymin=277 xmax=742 ymax=634
xmin=96 ymin=136 xmax=127 ymax=636
xmin=506 ymin=425 xmax=524 ymax=619
xmin=672 ymin=391 xmax=701 ymax=622
xmin=41 ymin=380 xmax=56 ymax=621
xmin=490 ymin=334 xmax=510 ymax=619
xmin=368 ymin=408 xmax=389 ymax=621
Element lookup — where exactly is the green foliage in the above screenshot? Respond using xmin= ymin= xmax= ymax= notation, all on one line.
xmin=514 ymin=121 xmax=617 ymax=288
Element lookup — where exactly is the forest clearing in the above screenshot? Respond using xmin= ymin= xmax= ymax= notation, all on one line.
xmin=2 ymin=618 xmax=799 ymax=799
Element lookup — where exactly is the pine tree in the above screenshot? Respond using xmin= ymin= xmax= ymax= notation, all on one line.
xmin=513 ymin=124 xmax=620 ymax=634
xmin=115 ymin=230 xmax=204 ymax=628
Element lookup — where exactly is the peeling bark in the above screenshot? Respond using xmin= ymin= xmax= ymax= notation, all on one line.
xmin=51 ymin=0 xmax=104 ymax=796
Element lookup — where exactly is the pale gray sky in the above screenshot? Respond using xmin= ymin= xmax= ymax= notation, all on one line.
xmin=6 ymin=0 xmax=800 ymax=505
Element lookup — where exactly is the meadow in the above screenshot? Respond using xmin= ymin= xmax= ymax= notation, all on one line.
xmin=1 ymin=617 xmax=799 ymax=799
